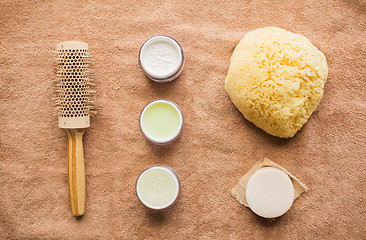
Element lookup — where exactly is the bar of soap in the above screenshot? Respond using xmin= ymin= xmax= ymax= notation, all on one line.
xmin=246 ymin=167 xmax=294 ymax=218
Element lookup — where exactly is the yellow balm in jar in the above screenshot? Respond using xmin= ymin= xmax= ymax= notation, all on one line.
xmin=140 ymin=100 xmax=183 ymax=145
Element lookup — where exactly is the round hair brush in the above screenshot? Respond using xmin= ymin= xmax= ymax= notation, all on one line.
xmin=55 ymin=41 xmax=96 ymax=216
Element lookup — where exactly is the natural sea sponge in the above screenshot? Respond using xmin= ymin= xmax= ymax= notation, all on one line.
xmin=225 ymin=27 xmax=328 ymax=138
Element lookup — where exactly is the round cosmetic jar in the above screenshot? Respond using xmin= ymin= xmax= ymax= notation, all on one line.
xmin=246 ymin=167 xmax=294 ymax=218
xmin=139 ymin=35 xmax=184 ymax=82
xmin=140 ymin=99 xmax=183 ymax=145
xmin=136 ymin=165 xmax=181 ymax=210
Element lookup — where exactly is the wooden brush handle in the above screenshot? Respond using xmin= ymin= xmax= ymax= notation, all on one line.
xmin=64 ymin=128 xmax=86 ymax=216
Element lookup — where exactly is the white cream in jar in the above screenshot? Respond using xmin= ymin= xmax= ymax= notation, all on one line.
xmin=139 ymin=35 xmax=184 ymax=82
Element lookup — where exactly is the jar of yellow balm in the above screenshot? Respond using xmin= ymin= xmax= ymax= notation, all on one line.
xmin=140 ymin=99 xmax=183 ymax=145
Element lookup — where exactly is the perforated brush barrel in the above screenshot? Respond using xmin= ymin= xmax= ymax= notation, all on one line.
xmin=56 ymin=41 xmax=94 ymax=129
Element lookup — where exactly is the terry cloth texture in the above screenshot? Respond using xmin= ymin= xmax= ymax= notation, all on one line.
xmin=0 ymin=0 xmax=365 ymax=239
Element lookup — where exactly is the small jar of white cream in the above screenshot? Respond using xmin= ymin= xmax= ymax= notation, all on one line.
xmin=136 ymin=165 xmax=181 ymax=210
xmin=139 ymin=35 xmax=184 ymax=82
xmin=140 ymin=99 xmax=183 ymax=145
xmin=246 ymin=167 xmax=295 ymax=218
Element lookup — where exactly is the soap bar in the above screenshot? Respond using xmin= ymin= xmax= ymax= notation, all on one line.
xmin=246 ymin=167 xmax=294 ymax=218
xmin=232 ymin=158 xmax=308 ymax=220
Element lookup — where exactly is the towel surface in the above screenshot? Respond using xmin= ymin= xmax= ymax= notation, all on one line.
xmin=0 ymin=0 xmax=365 ymax=239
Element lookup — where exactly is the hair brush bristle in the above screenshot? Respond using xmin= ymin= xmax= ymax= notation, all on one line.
xmin=55 ymin=41 xmax=96 ymax=128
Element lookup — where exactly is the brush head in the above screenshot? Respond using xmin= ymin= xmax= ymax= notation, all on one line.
xmin=55 ymin=41 xmax=96 ymax=129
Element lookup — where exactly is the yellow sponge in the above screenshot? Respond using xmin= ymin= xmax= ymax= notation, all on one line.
xmin=225 ymin=27 xmax=328 ymax=138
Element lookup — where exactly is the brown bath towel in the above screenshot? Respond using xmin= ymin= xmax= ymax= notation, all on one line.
xmin=0 ymin=0 xmax=365 ymax=239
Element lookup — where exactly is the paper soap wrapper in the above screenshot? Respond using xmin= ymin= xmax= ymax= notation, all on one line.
xmin=232 ymin=158 xmax=308 ymax=207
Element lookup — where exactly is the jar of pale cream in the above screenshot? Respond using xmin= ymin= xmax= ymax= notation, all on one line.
xmin=136 ymin=165 xmax=181 ymax=210
xmin=139 ymin=35 xmax=184 ymax=82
